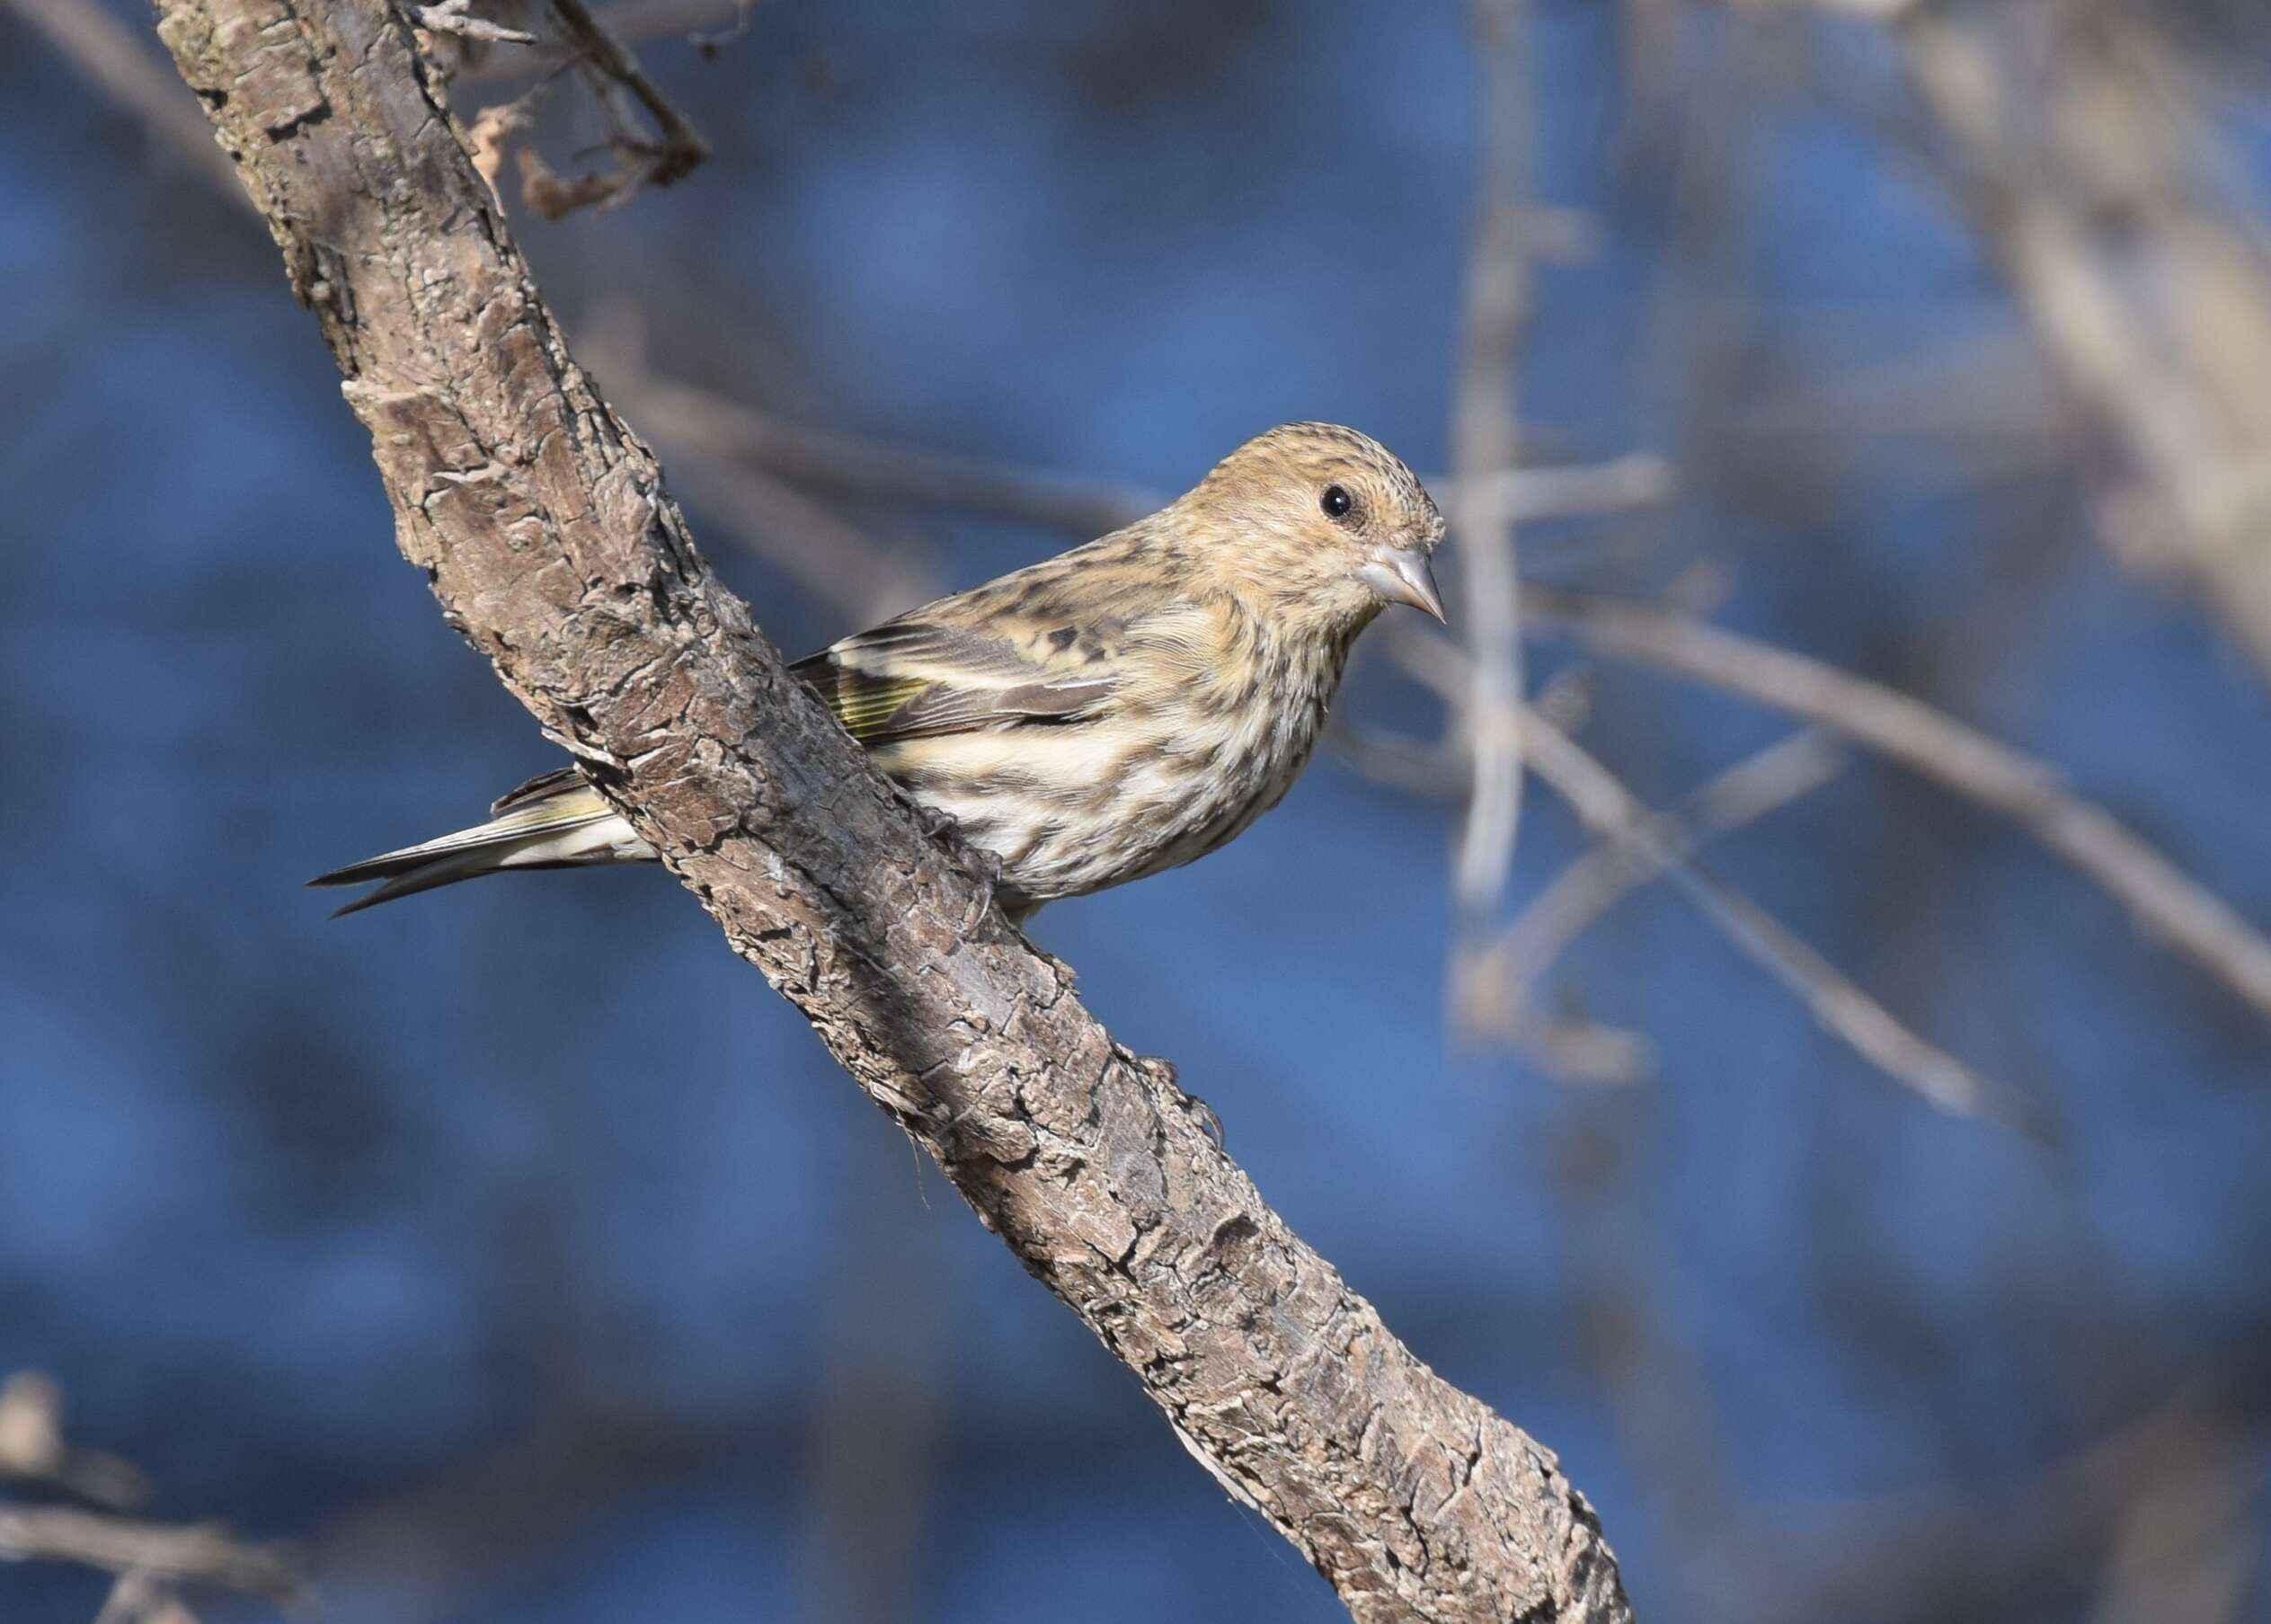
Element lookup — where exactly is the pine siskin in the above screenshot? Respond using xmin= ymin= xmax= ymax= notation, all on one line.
xmin=313 ymin=422 xmax=1447 ymax=923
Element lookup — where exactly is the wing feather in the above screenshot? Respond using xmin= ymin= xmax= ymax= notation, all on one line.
xmin=791 ymin=617 xmax=1119 ymax=747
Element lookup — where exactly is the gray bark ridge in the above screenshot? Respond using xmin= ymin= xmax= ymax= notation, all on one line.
xmin=152 ymin=2 xmax=1630 ymax=1616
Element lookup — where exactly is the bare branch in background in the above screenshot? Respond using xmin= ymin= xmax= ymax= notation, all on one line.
xmin=1523 ymin=584 xmax=2271 ymax=1023
xmin=573 ymin=304 xmax=940 ymax=618
xmin=516 ymin=0 xmax=709 ymax=214
xmin=102 ymin=1571 xmax=217 ymax=1624
xmin=1518 ymin=1012 xmax=1659 ymax=1088
xmin=550 ymin=0 xmax=706 ymax=170
xmin=455 ymin=0 xmax=753 ymax=80
xmin=1466 ymin=728 xmax=1852 ymax=1043
xmin=594 ymin=364 xmax=1156 ymax=539
xmin=92 ymin=1572 xmax=196 ymax=1624
xmin=603 ymin=364 xmax=1670 ymax=546
xmin=1448 ymin=0 xmax=1537 ymax=919
xmin=1736 ymin=0 xmax=2271 ymax=683
xmin=151 ymin=2 xmax=1633 ymax=1615
xmin=0 ymin=1505 xmax=302 ymax=1607
xmin=1707 ymin=1387 xmax=2263 ymax=1624
xmin=1488 ymin=454 xmax=1673 ymax=523
xmin=1325 ymin=714 xmax=1470 ymax=799
xmin=0 ymin=1373 xmax=146 ymax=1513
xmin=1385 ymin=620 xmax=2010 ymax=1115
xmin=413 ymin=0 xmax=535 ymax=46
xmin=1520 ymin=707 xmax=2021 ymax=1121
xmin=0 ymin=1371 xmax=303 ymax=1620
xmin=2085 ymin=1397 xmax=2254 ymax=1624
xmin=669 ymin=452 xmax=937 ymax=622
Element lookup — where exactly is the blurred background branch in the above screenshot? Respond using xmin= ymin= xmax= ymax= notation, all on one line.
xmin=1734 ymin=0 xmax=2271 ymax=681
xmin=1521 ymin=583 xmax=2271 ymax=1020
xmin=1447 ymin=0 xmax=1537 ymax=925
xmin=0 ymin=1373 xmax=303 ymax=1622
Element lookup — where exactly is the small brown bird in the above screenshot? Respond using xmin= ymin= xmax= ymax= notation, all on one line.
xmin=313 ymin=422 xmax=1446 ymax=923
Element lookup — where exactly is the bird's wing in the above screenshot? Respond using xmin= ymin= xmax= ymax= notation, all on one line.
xmin=790 ymin=616 xmax=1122 ymax=747
xmin=489 ymin=766 xmax=590 ymax=816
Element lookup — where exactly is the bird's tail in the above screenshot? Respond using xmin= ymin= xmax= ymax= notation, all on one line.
xmin=308 ymin=768 xmax=658 ymax=917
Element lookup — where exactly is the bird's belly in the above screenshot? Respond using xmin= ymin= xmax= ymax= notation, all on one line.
xmin=875 ymin=708 xmax=1320 ymax=906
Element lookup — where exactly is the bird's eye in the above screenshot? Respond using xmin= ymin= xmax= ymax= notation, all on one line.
xmin=1320 ymin=484 xmax=1354 ymax=521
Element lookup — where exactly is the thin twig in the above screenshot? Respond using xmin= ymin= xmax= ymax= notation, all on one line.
xmin=678 ymin=455 xmax=937 ymax=623
xmin=1486 ymin=452 xmax=1672 ymax=522
xmin=93 ymin=1570 xmax=194 ymax=1624
xmin=0 ymin=1505 xmax=303 ymax=1605
xmin=1464 ymin=727 xmax=1852 ymax=1038
xmin=582 ymin=341 xmax=938 ymax=619
xmin=603 ymin=368 xmax=1672 ymax=544
xmin=457 ymin=0 xmax=752 ymax=81
xmin=1449 ymin=0 xmax=1536 ymax=918
xmin=0 ymin=1373 xmax=147 ymax=1513
xmin=1324 ymin=714 xmax=1470 ymax=798
xmin=549 ymin=0 xmax=707 ymax=182
xmin=494 ymin=0 xmax=709 ymax=214
xmin=1752 ymin=0 xmax=2271 ymax=682
xmin=608 ymin=372 xmax=1160 ymax=537
xmin=413 ymin=0 xmax=535 ymax=44
xmin=1519 ymin=708 xmax=2027 ymax=1123
xmin=1521 ymin=585 xmax=2271 ymax=1024
xmin=1518 ymin=1009 xmax=1658 ymax=1087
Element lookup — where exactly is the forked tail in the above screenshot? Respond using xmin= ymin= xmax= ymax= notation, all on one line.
xmin=308 ymin=768 xmax=657 ymax=916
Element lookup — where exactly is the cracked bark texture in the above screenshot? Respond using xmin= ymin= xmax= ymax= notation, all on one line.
xmin=152 ymin=2 xmax=1631 ymax=1617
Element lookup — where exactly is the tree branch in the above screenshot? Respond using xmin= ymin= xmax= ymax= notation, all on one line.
xmin=0 ymin=1372 xmax=148 ymax=1513
xmin=1521 ymin=585 xmax=2271 ymax=1025
xmin=152 ymin=0 xmax=1630 ymax=1617
xmin=1517 ymin=707 xmax=2022 ymax=1123
xmin=1448 ymin=0 xmax=1536 ymax=919
xmin=1734 ymin=0 xmax=2271 ymax=685
xmin=1464 ymin=728 xmax=1852 ymax=1044
xmin=0 ymin=1504 xmax=301 ymax=1606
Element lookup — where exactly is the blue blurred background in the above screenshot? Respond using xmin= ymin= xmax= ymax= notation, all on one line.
xmin=4 ymin=1 xmax=2271 ymax=1620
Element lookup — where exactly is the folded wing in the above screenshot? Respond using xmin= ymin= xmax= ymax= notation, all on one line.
xmin=790 ymin=618 xmax=1120 ymax=747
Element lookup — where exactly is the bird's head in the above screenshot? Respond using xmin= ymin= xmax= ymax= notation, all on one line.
xmin=1182 ymin=422 xmax=1447 ymax=631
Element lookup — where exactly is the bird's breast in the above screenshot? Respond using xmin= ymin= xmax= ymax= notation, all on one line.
xmin=875 ymin=635 xmax=1349 ymax=905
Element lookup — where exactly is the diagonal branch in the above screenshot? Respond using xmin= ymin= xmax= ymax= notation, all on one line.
xmin=1886 ymin=4 xmax=2271 ymax=685
xmin=1517 ymin=709 xmax=2024 ymax=1123
xmin=151 ymin=2 xmax=1630 ymax=1619
xmin=607 ymin=363 xmax=1670 ymax=547
xmin=599 ymin=368 xmax=1165 ymax=539
xmin=1734 ymin=0 xmax=2271 ymax=684
xmin=0 ymin=1372 xmax=148 ymax=1513
xmin=546 ymin=0 xmax=706 ymax=187
xmin=1387 ymin=626 xmax=2018 ymax=1120
xmin=1522 ymin=585 xmax=2271 ymax=1025
xmin=0 ymin=1504 xmax=302 ymax=1606
xmin=1464 ymin=728 xmax=1852 ymax=1041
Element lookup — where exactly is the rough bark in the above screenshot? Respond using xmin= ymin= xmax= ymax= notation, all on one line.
xmin=152 ymin=2 xmax=1632 ymax=1617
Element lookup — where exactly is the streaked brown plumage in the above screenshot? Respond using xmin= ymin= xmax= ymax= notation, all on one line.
xmin=312 ymin=422 xmax=1447 ymax=922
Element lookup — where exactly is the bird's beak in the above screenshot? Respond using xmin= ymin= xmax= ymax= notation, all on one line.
xmin=1355 ymin=546 xmax=1447 ymax=623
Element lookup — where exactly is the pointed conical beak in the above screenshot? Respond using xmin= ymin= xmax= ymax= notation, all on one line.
xmin=1355 ymin=546 xmax=1447 ymax=623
